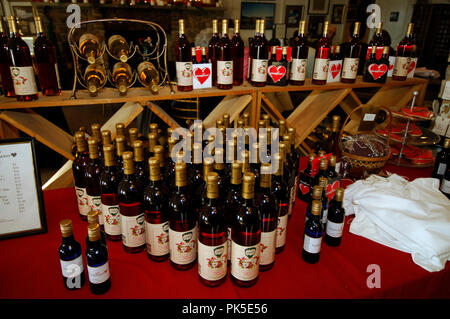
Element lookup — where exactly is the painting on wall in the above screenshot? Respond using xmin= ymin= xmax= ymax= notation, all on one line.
xmin=308 ymin=0 xmax=330 ymax=15
xmin=390 ymin=11 xmax=400 ymax=22
xmin=331 ymin=4 xmax=346 ymax=24
xmin=241 ymin=2 xmax=275 ymax=29
xmin=285 ymin=5 xmax=303 ymax=28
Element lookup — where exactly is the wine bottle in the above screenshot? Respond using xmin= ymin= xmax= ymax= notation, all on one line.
xmin=341 ymin=22 xmax=361 ymax=83
xmin=288 ymin=127 xmax=300 ymax=198
xmin=393 ymin=23 xmax=414 ymax=81
xmin=73 ymin=131 xmax=91 ymax=220
xmin=129 ymin=127 xmax=138 ymax=148
xmin=79 ymin=33 xmax=101 ymax=64
xmin=318 ymin=177 xmax=329 ymax=226
xmin=279 ymin=120 xmax=286 ymax=140
xmin=199 ymin=157 xmax=215 ymax=208
xmin=247 ymin=19 xmax=260 ymax=82
xmin=116 ymin=123 xmax=127 ymax=144
xmin=154 ymin=145 xmax=166 ymax=181
xmin=324 ymin=188 xmax=346 ymax=246
xmin=302 ymin=200 xmax=323 ymax=264
xmin=100 ymin=145 xmax=122 ymax=241
xmin=107 ymin=34 xmax=130 ymax=62
xmin=208 ymin=19 xmax=220 ymax=87
xmin=290 ymin=20 xmax=308 ymax=85
xmin=217 ymin=19 xmax=233 ymax=90
xmin=91 ymin=123 xmax=103 ymax=159
xmin=440 ymin=169 xmax=450 ymax=199
xmin=368 ymin=22 xmax=386 ymax=60
xmin=273 ymin=153 xmax=289 ymax=254
xmin=86 ymin=223 xmax=111 ymax=295
xmin=7 ymin=16 xmax=38 ymax=101
xmin=314 ymin=158 xmax=328 ymax=186
xmin=169 ymin=162 xmax=198 ymax=270
xmin=115 ymin=135 xmax=126 ymax=180
xmin=101 ymin=130 xmax=112 ymax=147
xmin=86 ymin=137 xmax=104 ymax=227
xmin=143 ymin=157 xmax=170 ymax=261
xmin=326 ymin=155 xmax=340 ymax=197
xmin=175 ymin=19 xmax=193 ymax=91
xmin=164 ymin=137 xmax=177 ymax=190
xmin=84 ymin=63 xmax=106 ymax=97
xmin=312 ymin=21 xmax=331 ymax=85
xmin=118 ymin=151 xmax=146 ymax=253
xmin=432 ymin=138 xmax=450 ymax=181
xmin=256 ymin=163 xmax=278 ymax=271
xmin=0 ymin=19 xmax=15 ymax=97
xmin=137 ymin=61 xmax=159 ymax=93
xmin=86 ymin=211 xmax=107 ymax=248
xmin=214 ymin=148 xmax=228 ymax=199
xmin=59 ymin=219 xmax=86 ymax=290
xmin=231 ymin=172 xmax=261 ymax=287
xmin=112 ymin=62 xmax=132 ymax=95
xmin=249 ymin=19 xmax=269 ymax=87
xmin=250 ymin=142 xmax=261 ymax=191
xmin=33 ymin=16 xmax=61 ymax=96
xmin=364 ymin=45 xmax=389 ymax=83
xmin=298 ymin=154 xmax=315 ymax=203
xmin=325 ymin=115 xmax=341 ymax=172
xmin=198 ymin=172 xmax=228 ymax=286
xmin=132 ymin=140 xmax=148 ymax=189
xmin=147 ymin=132 xmax=158 ymax=160
xmin=231 ymin=19 xmax=244 ymax=86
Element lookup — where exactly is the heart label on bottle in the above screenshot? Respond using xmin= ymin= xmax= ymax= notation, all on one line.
xmin=326 ymin=180 xmax=340 ymax=201
xmin=299 ymin=183 xmax=309 ymax=195
xmin=267 ymin=65 xmax=286 ymax=83
xmin=327 ymin=60 xmax=342 ymax=83
xmin=368 ymin=63 xmax=388 ymax=80
xmin=407 ymin=58 xmax=418 ymax=78
xmin=330 ymin=64 xmax=341 ymax=79
xmin=192 ymin=63 xmax=212 ymax=89
xmin=387 ymin=56 xmax=395 ymax=77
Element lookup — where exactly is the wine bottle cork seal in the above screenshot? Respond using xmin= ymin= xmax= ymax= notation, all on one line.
xmin=103 ymin=145 xmax=115 ymax=166
xmin=231 ymin=161 xmax=242 ymax=185
xmin=87 ymin=210 xmax=100 ymax=225
xmin=274 ymin=153 xmax=283 ymax=176
xmin=175 ymin=162 xmax=187 ymax=187
xmin=203 ymin=157 xmax=214 ymax=181
xmin=88 ymin=137 xmax=99 ymax=158
xmin=234 ymin=19 xmax=240 ymax=33
xmin=7 ymin=16 xmax=17 ymax=34
xmin=75 ymin=131 xmax=87 ymax=152
xmin=212 ymin=19 xmax=218 ymax=34
xmin=443 ymin=138 xmax=450 ymax=149
xmin=319 ymin=177 xmax=328 ymax=188
xmin=311 ymin=200 xmax=322 ymax=216
xmin=279 ymin=142 xmax=286 ymax=160
xmin=149 ymin=123 xmax=158 ymax=134
xmin=260 ymin=163 xmax=271 ymax=188
xmin=116 ymin=135 xmax=126 ymax=156
xmin=329 ymin=155 xmax=336 ymax=166
xmin=88 ymin=223 xmax=101 ymax=242
xmin=320 ymin=158 xmax=328 ymax=170
xmin=129 ymin=127 xmax=138 ymax=139
xmin=298 ymin=20 xmax=306 ymax=34
xmin=101 ymin=130 xmax=112 ymax=145
xmin=60 ymin=219 xmax=73 ymax=238
xmin=223 ymin=113 xmax=230 ymax=127
xmin=241 ymin=150 xmax=250 ymax=173
xmin=149 ymin=157 xmax=161 ymax=181
xmin=312 ymin=185 xmax=322 ymax=200
xmin=242 ymin=172 xmax=255 ymax=199
xmin=214 ymin=149 xmax=225 ymax=170
xmin=222 ymin=19 xmax=228 ymax=35
xmin=251 ymin=143 xmax=259 ymax=163
xmin=175 ymin=151 xmax=185 ymax=164
xmin=309 ymin=154 xmax=316 ymax=162
xmin=335 ymin=188 xmax=344 ymax=202
xmin=206 ymin=172 xmax=219 ymax=199
xmin=123 ymin=151 xmax=135 ymax=174
xmin=133 ymin=140 xmax=144 ymax=162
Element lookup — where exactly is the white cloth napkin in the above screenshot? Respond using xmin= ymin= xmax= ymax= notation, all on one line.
xmin=343 ymin=174 xmax=450 ymax=272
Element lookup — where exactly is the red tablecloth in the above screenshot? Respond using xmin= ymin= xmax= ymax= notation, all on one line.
xmin=1 ymin=165 xmax=449 ymax=299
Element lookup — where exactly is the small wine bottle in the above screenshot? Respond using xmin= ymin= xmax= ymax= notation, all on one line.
xmin=217 ymin=19 xmax=233 ymax=90
xmin=297 ymin=154 xmax=315 ymax=203
xmin=341 ymin=22 xmax=361 ymax=84
xmin=115 ymin=135 xmax=127 ymax=181
xmin=86 ymin=211 xmax=107 ymax=248
xmin=143 ymin=157 xmax=170 ymax=262
xmin=256 ymin=163 xmax=278 ymax=271
xmin=73 ymin=131 xmax=91 ymax=220
xmin=91 ymin=123 xmax=103 ymax=160
xmin=84 ymin=63 xmax=106 ymax=97
xmin=325 ymin=188 xmax=346 ymax=246
xmin=305 ymin=185 xmax=323 ymax=223
xmin=312 ymin=21 xmax=331 ymax=85
xmin=86 ymin=223 xmax=111 ymax=295
xmin=231 ymin=19 xmax=244 ymax=86
xmin=431 ymin=138 xmax=450 ymax=181
xmin=132 ymin=140 xmax=148 ymax=189
xmin=273 ymin=153 xmax=289 ymax=254
xmin=86 ymin=137 xmax=104 ymax=226
xmin=231 ymin=172 xmax=261 ymax=287
xmin=175 ymin=19 xmax=193 ymax=91
xmin=100 ymin=144 xmax=122 ymax=241
xmin=118 ymin=151 xmax=146 ymax=253
xmin=169 ymin=162 xmax=198 ymax=270
xmin=137 ymin=61 xmax=159 ymax=94
xmin=107 ymin=34 xmax=130 ymax=62
xmin=79 ymin=33 xmax=101 ymax=64
xmin=0 ymin=19 xmax=15 ymax=98
xmin=290 ymin=20 xmax=308 ymax=85
xmin=302 ymin=200 xmax=323 ymax=264
xmin=314 ymin=158 xmax=328 ymax=186
xmin=393 ymin=23 xmax=414 ymax=81
xmin=318 ymin=177 xmax=329 ymax=226
xmin=59 ymin=219 xmax=86 ymax=290
xmin=198 ymin=172 xmax=228 ymax=287
xmin=112 ymin=62 xmax=132 ymax=95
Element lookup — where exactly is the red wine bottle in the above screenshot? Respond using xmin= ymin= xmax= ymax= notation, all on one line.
xmin=0 ymin=19 xmax=15 ymax=97
xmin=169 ymin=162 xmax=198 ymax=270
xmin=175 ymin=19 xmax=193 ymax=91
xmin=118 ymin=151 xmax=146 ymax=253
xmin=208 ymin=19 xmax=220 ymax=87
xmin=143 ymin=157 xmax=170 ymax=262
xmin=86 ymin=138 xmax=104 ymax=228
xmin=302 ymin=200 xmax=323 ymax=263
xmin=247 ymin=19 xmax=260 ymax=82
xmin=289 ymin=20 xmax=308 ymax=85
xmin=341 ymin=22 xmax=361 ymax=83
xmin=6 ymin=16 xmax=38 ymax=101
xmin=324 ymin=188 xmax=346 ymax=246
xmin=132 ymin=140 xmax=149 ymax=189
xmin=231 ymin=19 xmax=244 ymax=86
xmin=393 ymin=23 xmax=414 ymax=81
xmin=367 ymin=22 xmax=387 ymax=60
xmin=273 ymin=153 xmax=289 ymax=254
xmin=249 ymin=19 xmax=268 ymax=87
xmin=72 ymin=131 xmax=91 ymax=221
xmin=312 ymin=21 xmax=331 ymax=85
xmin=198 ymin=172 xmax=227 ymax=286
xmin=217 ymin=19 xmax=233 ymax=90
xmin=298 ymin=154 xmax=316 ymax=203
xmin=231 ymin=172 xmax=261 ymax=287
xmin=100 ymin=145 xmax=122 ymax=241
xmin=115 ymin=135 xmax=127 ymax=181
xmin=86 ymin=224 xmax=111 ymax=295
xmin=33 ymin=16 xmax=61 ymax=96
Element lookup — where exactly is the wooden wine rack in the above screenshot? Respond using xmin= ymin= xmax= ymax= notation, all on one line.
xmin=0 ymin=76 xmax=427 ymax=190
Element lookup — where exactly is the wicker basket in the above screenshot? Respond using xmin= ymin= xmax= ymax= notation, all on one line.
xmin=338 ymin=105 xmax=392 ymax=176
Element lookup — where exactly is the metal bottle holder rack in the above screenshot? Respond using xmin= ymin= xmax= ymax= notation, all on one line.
xmin=67 ymin=18 xmax=169 ymax=99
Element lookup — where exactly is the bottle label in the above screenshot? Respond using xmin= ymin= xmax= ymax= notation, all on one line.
xmin=313 ymin=58 xmax=329 ymax=80
xmin=102 ymin=203 xmax=121 ymax=236
xmin=75 ymin=187 xmax=89 ymax=216
xmin=251 ymin=59 xmax=268 ymax=82
xmin=55 ymin=63 xmax=62 ymax=89
xmin=120 ymin=213 xmax=146 ymax=248
xmin=10 ymin=66 xmax=38 ymax=95
xmin=387 ymin=56 xmax=396 ymax=77
xmin=231 ymin=241 xmax=260 ymax=281
xmin=60 ymin=255 xmax=84 ymax=278
xmin=303 ymin=234 xmax=322 ymax=254
xmin=290 ymin=58 xmax=307 ymax=81
xmin=441 ymin=178 xmax=450 ymax=195
xmin=326 ymin=220 xmax=345 ymax=238
xmin=227 ymin=227 xmax=232 ymax=261
xmin=176 ymin=61 xmax=193 ymax=86
xmin=145 ymin=220 xmax=169 ymax=256
xmin=198 ymin=241 xmax=227 ymax=281
xmin=393 ymin=56 xmax=411 ymax=77
xmin=276 ymin=214 xmax=288 ymax=248
xmin=88 ymin=195 xmax=103 ymax=225
xmin=217 ymin=60 xmax=233 ymax=85
xmin=407 ymin=57 xmax=418 ymax=78
xmin=87 ymin=261 xmax=110 ymax=284
xmin=260 ymin=230 xmax=276 ymax=266
xmin=437 ymin=163 xmax=447 ymax=176
xmin=341 ymin=57 xmax=359 ymax=79
xmin=169 ymin=226 xmax=198 ymax=265
xmin=322 ymin=208 xmax=329 ymax=225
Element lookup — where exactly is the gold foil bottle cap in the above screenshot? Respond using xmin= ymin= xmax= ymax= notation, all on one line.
xmin=353 ymin=22 xmax=361 ymax=35
xmin=87 ymin=210 xmax=100 ymax=225
xmin=223 ymin=113 xmax=230 ymax=127
xmin=260 ymin=163 xmax=271 ymax=188
xmin=179 ymin=19 xmax=185 ymax=35
xmin=122 ymin=151 xmax=134 ymax=174
xmin=243 ymin=113 xmax=250 ymax=127
xmin=259 ymin=19 xmax=265 ymax=35
xmin=168 ymin=137 xmax=177 ymax=154
xmin=206 ymin=172 xmax=219 ymax=199
xmin=283 ymin=135 xmax=291 ymax=151
xmin=154 ymin=145 xmax=165 ymax=167
xmin=309 ymin=153 xmax=316 ymax=163
xmin=335 ymin=188 xmax=344 ymax=202
xmin=87 ymin=223 xmax=101 ymax=242
xmin=241 ymin=150 xmax=250 ymax=173
xmin=129 ymin=128 xmax=138 ymax=145
xmin=323 ymin=21 xmax=329 ymax=37
xmin=311 ymin=200 xmax=322 ymax=216
xmin=203 ymin=157 xmax=214 ymax=181
xmin=279 ymin=142 xmax=286 ymax=161
xmin=443 ymin=138 xmax=450 ymax=149
xmin=7 ymin=16 xmax=17 ymax=34
xmin=60 ymin=219 xmax=73 ymax=238
xmin=237 ymin=119 xmax=244 ymax=128
xmin=319 ymin=177 xmax=328 ymax=188
xmin=329 ymin=155 xmax=336 ymax=167
xmin=216 ymin=119 xmax=224 ymax=128
xmin=103 ymin=144 xmax=115 ymax=167
xmin=149 ymin=123 xmax=159 ymax=135
xmin=382 ymin=46 xmax=389 ymax=55
xmin=75 ymin=131 xmax=87 ymax=152
xmin=167 ymin=127 xmax=174 ymax=139
xmin=212 ymin=19 xmax=218 ymax=34
xmin=101 ymin=130 xmax=112 ymax=146
xmin=255 ymin=19 xmax=261 ymax=34
xmin=320 ymin=158 xmax=328 ymax=170
xmin=258 ymin=120 xmax=265 ymax=130
xmin=116 ymin=135 xmax=126 ymax=156
xmin=242 ymin=172 xmax=255 ymax=199
xmin=318 ymin=150 xmax=326 ymax=158
xmin=148 ymin=132 xmax=158 ymax=154
xmin=288 ymin=127 xmax=296 ymax=144
xmin=231 ymin=161 xmax=242 ymax=185
xmin=88 ymin=137 xmax=99 ymax=159
xmin=251 ymin=143 xmax=260 ymax=163
xmin=274 ymin=153 xmax=283 ymax=176
xmin=298 ymin=20 xmax=306 ymax=35
xmin=222 ymin=19 xmax=228 ymax=36
xmin=312 ymin=185 xmax=322 ymax=200
xmin=376 ymin=22 xmax=383 ymax=34
xmin=214 ymin=148 xmax=225 ymax=170
xmin=262 ymin=114 xmax=270 ymax=126
xmin=175 ymin=151 xmax=185 ymax=164
xmin=371 ymin=45 xmax=377 ymax=54
xmin=116 ymin=123 xmax=126 ymax=137
xmin=91 ymin=123 xmax=101 ymax=142
xmin=279 ymin=120 xmax=286 ymax=136
xmin=133 ymin=140 xmax=144 ymax=162
xmin=234 ymin=19 xmax=240 ymax=34
xmin=406 ymin=23 xmax=414 ymax=36
xmin=149 ymin=157 xmax=161 ymax=181
xmin=175 ymin=162 xmax=187 ymax=187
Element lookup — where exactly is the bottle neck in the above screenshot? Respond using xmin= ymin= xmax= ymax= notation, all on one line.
xmin=88 ymin=238 xmax=102 ymax=248
xmin=206 ymin=197 xmax=218 ymax=206
xmin=62 ymin=235 xmax=75 ymax=243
